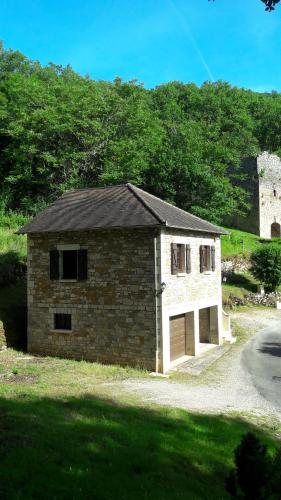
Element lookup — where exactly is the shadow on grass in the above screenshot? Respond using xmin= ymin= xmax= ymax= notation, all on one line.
xmin=226 ymin=273 xmax=257 ymax=293
xmin=0 ymin=394 xmax=276 ymax=500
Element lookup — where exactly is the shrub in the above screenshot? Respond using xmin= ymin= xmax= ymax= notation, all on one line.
xmin=226 ymin=432 xmax=281 ymax=499
xmin=250 ymin=244 xmax=281 ymax=291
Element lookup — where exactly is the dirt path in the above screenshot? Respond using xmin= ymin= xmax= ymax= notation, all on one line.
xmin=121 ymin=308 xmax=281 ymax=418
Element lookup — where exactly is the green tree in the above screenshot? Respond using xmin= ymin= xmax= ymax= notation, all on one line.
xmin=250 ymin=244 xmax=281 ymax=291
xmin=2 ymin=43 xmax=281 ymax=224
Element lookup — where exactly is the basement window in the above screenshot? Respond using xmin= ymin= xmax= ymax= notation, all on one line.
xmin=54 ymin=313 xmax=72 ymax=331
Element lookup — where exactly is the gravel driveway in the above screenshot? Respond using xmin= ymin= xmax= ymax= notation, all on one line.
xmin=122 ymin=308 xmax=281 ymax=418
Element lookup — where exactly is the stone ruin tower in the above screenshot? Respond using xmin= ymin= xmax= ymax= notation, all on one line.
xmin=226 ymin=152 xmax=281 ymax=239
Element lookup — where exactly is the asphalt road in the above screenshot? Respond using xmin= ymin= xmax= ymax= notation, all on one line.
xmin=242 ymin=320 xmax=281 ymax=410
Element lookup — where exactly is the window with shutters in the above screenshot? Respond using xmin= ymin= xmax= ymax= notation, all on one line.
xmin=54 ymin=313 xmax=72 ymax=331
xmin=171 ymin=243 xmax=190 ymax=274
xmin=62 ymin=250 xmax=78 ymax=279
xmin=200 ymin=245 xmax=216 ymax=273
xmin=50 ymin=246 xmax=88 ymax=281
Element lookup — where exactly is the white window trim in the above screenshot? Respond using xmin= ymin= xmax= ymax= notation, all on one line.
xmin=57 ymin=244 xmax=80 ymax=251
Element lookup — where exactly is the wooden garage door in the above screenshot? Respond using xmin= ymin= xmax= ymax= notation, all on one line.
xmin=170 ymin=314 xmax=186 ymax=362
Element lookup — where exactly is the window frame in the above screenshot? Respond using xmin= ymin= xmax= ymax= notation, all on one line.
xmin=50 ymin=244 xmax=88 ymax=282
xmin=171 ymin=243 xmax=191 ymax=275
xmin=200 ymin=245 xmax=216 ymax=273
xmin=58 ymin=244 xmax=79 ymax=281
xmin=53 ymin=313 xmax=72 ymax=332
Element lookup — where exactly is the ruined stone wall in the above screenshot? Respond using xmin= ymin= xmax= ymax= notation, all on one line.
xmin=27 ymin=228 xmax=157 ymax=370
xmin=258 ymin=152 xmax=281 ymax=238
xmin=224 ymin=157 xmax=260 ymax=235
xmin=224 ymin=153 xmax=281 ymax=238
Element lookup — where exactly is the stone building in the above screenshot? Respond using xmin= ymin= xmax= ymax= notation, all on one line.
xmin=19 ymin=184 xmax=231 ymax=373
xmin=226 ymin=152 xmax=281 ymax=239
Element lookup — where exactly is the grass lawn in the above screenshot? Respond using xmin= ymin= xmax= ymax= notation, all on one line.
xmin=0 ymin=212 xmax=28 ymax=266
xmin=0 ymin=350 xmax=278 ymax=500
xmin=222 ymin=272 xmax=258 ymax=303
xmin=221 ymin=227 xmax=263 ymax=257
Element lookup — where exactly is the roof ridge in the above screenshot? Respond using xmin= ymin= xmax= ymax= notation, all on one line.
xmin=131 ymin=185 xmax=223 ymax=231
xmin=63 ymin=184 xmax=127 ymax=194
xmin=127 ymin=184 xmax=166 ymax=225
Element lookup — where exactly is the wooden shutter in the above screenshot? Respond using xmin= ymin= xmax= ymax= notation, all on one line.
xmin=211 ymin=246 xmax=216 ymax=272
xmin=171 ymin=243 xmax=178 ymax=275
xmin=199 ymin=246 xmax=204 ymax=273
xmin=78 ymin=249 xmax=88 ymax=280
xmin=50 ymin=249 xmax=59 ymax=280
xmin=186 ymin=244 xmax=191 ymax=274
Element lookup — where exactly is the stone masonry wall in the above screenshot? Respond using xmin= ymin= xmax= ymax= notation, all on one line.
xmin=161 ymin=229 xmax=222 ymax=310
xmin=159 ymin=228 xmax=223 ymax=371
xmin=258 ymin=152 xmax=281 ymax=238
xmin=27 ymin=228 xmax=157 ymax=370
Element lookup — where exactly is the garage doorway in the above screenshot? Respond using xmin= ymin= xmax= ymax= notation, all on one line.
xmin=170 ymin=314 xmax=186 ymax=362
xmin=170 ymin=312 xmax=196 ymax=362
xmin=199 ymin=306 xmax=219 ymax=346
xmin=199 ymin=308 xmax=210 ymax=343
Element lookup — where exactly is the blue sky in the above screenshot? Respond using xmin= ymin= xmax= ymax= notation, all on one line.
xmin=1 ymin=0 xmax=281 ymax=90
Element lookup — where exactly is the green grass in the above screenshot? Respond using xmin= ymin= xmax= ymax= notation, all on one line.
xmin=0 ymin=349 xmax=278 ymax=500
xmin=221 ymin=227 xmax=263 ymax=257
xmin=0 ymin=212 xmax=29 ymax=267
xmin=222 ymin=272 xmax=258 ymax=303
xmin=221 ymin=226 xmax=281 ymax=258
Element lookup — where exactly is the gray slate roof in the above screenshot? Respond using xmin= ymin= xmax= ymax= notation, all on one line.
xmin=18 ymin=184 xmax=227 ymax=235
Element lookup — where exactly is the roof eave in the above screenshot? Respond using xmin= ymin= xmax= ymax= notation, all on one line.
xmin=17 ymin=222 xmax=165 ymax=235
xmin=166 ymin=224 xmax=228 ymax=235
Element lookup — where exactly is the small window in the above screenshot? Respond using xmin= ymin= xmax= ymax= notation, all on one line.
xmin=50 ymin=248 xmax=88 ymax=281
xmin=273 ymin=189 xmax=277 ymax=198
xmin=54 ymin=313 xmax=72 ymax=331
xmin=200 ymin=245 xmax=216 ymax=273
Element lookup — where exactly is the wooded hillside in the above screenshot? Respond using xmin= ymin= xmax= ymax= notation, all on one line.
xmin=1 ymin=43 xmax=281 ymax=223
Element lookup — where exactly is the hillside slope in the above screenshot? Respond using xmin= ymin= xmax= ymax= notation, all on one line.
xmin=221 ymin=227 xmax=262 ymax=257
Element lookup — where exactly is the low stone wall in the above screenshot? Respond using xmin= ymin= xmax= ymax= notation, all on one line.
xmin=221 ymin=256 xmax=251 ymax=277
xmin=224 ymin=291 xmax=281 ymax=308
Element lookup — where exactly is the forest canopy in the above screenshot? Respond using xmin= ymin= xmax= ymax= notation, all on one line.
xmin=0 ymin=43 xmax=281 ymax=224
